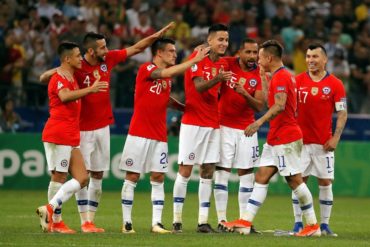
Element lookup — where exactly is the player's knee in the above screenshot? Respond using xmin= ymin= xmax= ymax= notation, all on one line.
xmin=151 ymin=173 xmax=165 ymax=183
xmin=200 ymin=164 xmax=215 ymax=179
xmin=51 ymin=171 xmax=68 ymax=184
xmin=237 ymin=168 xmax=253 ymax=176
xmin=90 ymin=171 xmax=104 ymax=179
xmin=178 ymin=164 xmax=192 ymax=178
xmin=125 ymin=172 xmax=140 ymax=183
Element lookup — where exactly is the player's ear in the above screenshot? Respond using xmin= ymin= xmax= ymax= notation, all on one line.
xmin=87 ymin=47 xmax=94 ymax=56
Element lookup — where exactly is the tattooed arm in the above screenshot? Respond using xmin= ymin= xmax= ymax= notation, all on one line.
xmin=323 ymin=110 xmax=348 ymax=151
xmin=244 ymin=92 xmax=287 ymax=136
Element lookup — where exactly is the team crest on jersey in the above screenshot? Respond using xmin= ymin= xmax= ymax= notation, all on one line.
xmin=249 ymin=78 xmax=257 ymax=87
xmin=162 ymin=80 xmax=167 ymax=89
xmin=100 ymin=64 xmax=107 ymax=72
xmin=93 ymin=70 xmax=99 ymax=79
xmin=212 ymin=68 xmax=217 ymax=77
xmin=191 ymin=64 xmax=198 ymax=72
xmin=311 ymin=87 xmax=318 ymax=96
xmin=147 ymin=64 xmax=155 ymax=71
xmin=189 ymin=152 xmax=195 ymax=160
xmin=125 ymin=158 xmax=134 ymax=166
xmin=322 ymin=86 xmax=331 ymax=95
xmin=60 ymin=159 xmax=68 ymax=167
xmin=57 ymin=81 xmax=63 ymax=90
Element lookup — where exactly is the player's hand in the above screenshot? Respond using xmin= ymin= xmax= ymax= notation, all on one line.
xmin=244 ymin=120 xmax=261 ymax=137
xmin=193 ymin=46 xmax=210 ymax=62
xmin=323 ymin=136 xmax=339 ymax=152
xmin=217 ymin=68 xmax=233 ymax=82
xmin=194 ymin=44 xmax=208 ymax=52
xmin=154 ymin=22 xmax=175 ymax=38
xmin=56 ymin=67 xmax=74 ymax=82
xmin=233 ymin=82 xmax=248 ymax=96
xmin=90 ymin=76 xmax=108 ymax=93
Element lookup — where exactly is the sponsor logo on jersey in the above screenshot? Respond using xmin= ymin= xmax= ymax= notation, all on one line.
xmin=93 ymin=70 xmax=99 ymax=79
xmin=212 ymin=67 xmax=217 ymax=77
xmin=311 ymin=87 xmax=318 ymax=96
xmin=147 ymin=64 xmax=155 ymax=71
xmin=189 ymin=152 xmax=195 ymax=160
xmin=322 ymin=86 xmax=331 ymax=95
xmin=60 ymin=159 xmax=68 ymax=167
xmin=191 ymin=64 xmax=198 ymax=72
xmin=125 ymin=158 xmax=134 ymax=166
xmin=100 ymin=64 xmax=107 ymax=72
xmin=248 ymin=78 xmax=257 ymax=87
xmin=57 ymin=81 xmax=64 ymax=90
xmin=277 ymin=86 xmax=285 ymax=91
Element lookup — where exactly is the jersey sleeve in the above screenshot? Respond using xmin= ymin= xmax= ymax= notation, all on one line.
xmin=272 ymin=72 xmax=289 ymax=94
xmin=334 ymin=79 xmax=347 ymax=112
xmin=51 ymin=75 xmax=70 ymax=95
xmin=188 ymin=52 xmax=204 ymax=80
xmin=106 ymin=49 xmax=128 ymax=67
xmin=139 ymin=63 xmax=158 ymax=81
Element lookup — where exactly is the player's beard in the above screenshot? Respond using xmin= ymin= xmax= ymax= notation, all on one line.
xmin=97 ymin=55 xmax=105 ymax=63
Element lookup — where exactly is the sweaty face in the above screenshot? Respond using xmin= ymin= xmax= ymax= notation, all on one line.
xmin=69 ymin=47 xmax=83 ymax=69
xmin=239 ymin=42 xmax=258 ymax=69
xmin=306 ymin=48 xmax=327 ymax=73
xmin=160 ymin=43 xmax=177 ymax=66
xmin=94 ymin=39 xmax=109 ymax=62
xmin=258 ymin=48 xmax=270 ymax=72
xmin=208 ymin=31 xmax=229 ymax=55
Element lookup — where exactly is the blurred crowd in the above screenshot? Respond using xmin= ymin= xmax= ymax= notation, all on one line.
xmin=0 ymin=0 xmax=369 ymax=119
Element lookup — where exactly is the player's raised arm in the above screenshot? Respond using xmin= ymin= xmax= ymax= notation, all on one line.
xmin=40 ymin=67 xmax=74 ymax=84
xmin=125 ymin=22 xmax=175 ymax=57
xmin=150 ymin=46 xmax=210 ymax=79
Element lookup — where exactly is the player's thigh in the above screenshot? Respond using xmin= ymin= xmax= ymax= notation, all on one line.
xmin=234 ymin=131 xmax=259 ymax=169
xmin=218 ymin=126 xmax=236 ymax=169
xmin=301 ymin=144 xmax=314 ymax=177
xmin=310 ymin=144 xmax=335 ymax=179
xmin=79 ymin=130 xmax=95 ymax=170
xmin=178 ymin=124 xmax=213 ymax=165
xmin=90 ymin=126 xmax=110 ymax=171
xmin=271 ymin=139 xmax=303 ymax=177
xmin=204 ymin=127 xmax=220 ymax=164
xmin=43 ymin=142 xmax=72 ymax=173
xmin=148 ymin=141 xmax=169 ymax=174
xmin=119 ymin=135 xmax=149 ymax=174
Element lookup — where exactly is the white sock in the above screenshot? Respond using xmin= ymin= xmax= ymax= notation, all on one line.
xmin=243 ymin=182 xmax=268 ymax=222
xmin=173 ymin=173 xmax=190 ymax=223
xmin=121 ymin=180 xmax=136 ymax=224
xmin=88 ymin=177 xmax=102 ymax=222
xmin=293 ymin=183 xmax=317 ymax=225
xmin=48 ymin=181 xmax=62 ymax=223
xmin=292 ymin=191 xmax=303 ymax=223
xmin=214 ymin=170 xmax=229 ymax=222
xmin=75 ymin=187 xmax=89 ymax=224
xmin=239 ymin=173 xmax=254 ymax=219
xmin=151 ymin=181 xmax=165 ymax=226
xmin=319 ymin=184 xmax=333 ymax=225
xmin=198 ymin=178 xmax=212 ymax=224
xmin=49 ymin=178 xmax=81 ymax=210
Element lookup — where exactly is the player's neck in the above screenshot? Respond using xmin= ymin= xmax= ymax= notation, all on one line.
xmin=209 ymin=50 xmax=219 ymax=62
xmin=309 ymin=69 xmax=327 ymax=82
xmin=152 ymin=57 xmax=166 ymax=69
xmin=60 ymin=63 xmax=75 ymax=76
xmin=270 ymin=62 xmax=284 ymax=74
xmin=84 ymin=54 xmax=98 ymax=66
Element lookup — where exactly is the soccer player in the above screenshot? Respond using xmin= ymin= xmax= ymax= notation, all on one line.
xmin=214 ymin=39 xmax=263 ymax=231
xmin=221 ymin=40 xmax=320 ymax=237
xmin=40 ymin=23 xmax=174 ymax=233
xmin=119 ymin=38 xmax=210 ymax=234
xmin=172 ymin=24 xmax=233 ymax=233
xmin=291 ymin=43 xmax=347 ymax=236
xmin=36 ymin=41 xmax=108 ymax=233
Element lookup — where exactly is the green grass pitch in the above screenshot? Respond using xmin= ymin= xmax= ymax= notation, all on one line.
xmin=0 ymin=190 xmax=369 ymax=246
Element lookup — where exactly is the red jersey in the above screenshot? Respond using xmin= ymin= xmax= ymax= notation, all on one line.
xmin=267 ymin=67 xmax=302 ymax=145
xmin=75 ymin=49 xmax=127 ymax=131
xmin=181 ymin=52 xmax=229 ymax=128
xmin=128 ymin=62 xmax=172 ymax=142
xmin=296 ymin=72 xmax=346 ymax=145
xmin=219 ymin=57 xmax=261 ymax=130
xmin=42 ymin=74 xmax=81 ymax=146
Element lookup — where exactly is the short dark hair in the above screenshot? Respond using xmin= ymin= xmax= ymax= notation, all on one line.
xmin=57 ymin=41 xmax=79 ymax=58
xmin=260 ymin=40 xmax=283 ymax=58
xmin=151 ymin=38 xmax=175 ymax=56
xmin=208 ymin=23 xmax=229 ymax=36
xmin=241 ymin=38 xmax=258 ymax=48
xmin=83 ymin=32 xmax=106 ymax=49
xmin=307 ymin=42 xmax=327 ymax=56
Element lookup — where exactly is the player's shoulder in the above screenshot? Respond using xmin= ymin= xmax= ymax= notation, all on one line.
xmin=326 ymin=73 xmax=343 ymax=84
xmin=295 ymin=71 xmax=308 ymax=80
xmin=139 ymin=62 xmax=157 ymax=72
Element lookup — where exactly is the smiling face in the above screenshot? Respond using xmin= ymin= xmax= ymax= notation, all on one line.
xmin=207 ymin=30 xmax=229 ymax=56
xmin=239 ymin=42 xmax=258 ymax=69
xmin=306 ymin=47 xmax=327 ymax=74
